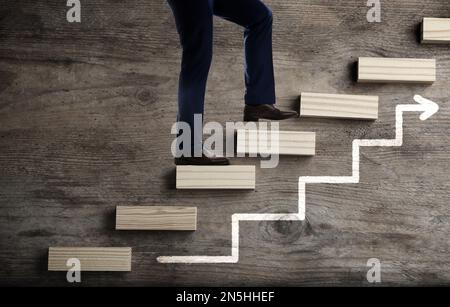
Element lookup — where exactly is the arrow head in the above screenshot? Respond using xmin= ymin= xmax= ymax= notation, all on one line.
xmin=414 ymin=95 xmax=439 ymax=121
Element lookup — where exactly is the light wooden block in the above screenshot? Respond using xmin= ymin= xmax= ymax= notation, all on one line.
xmin=176 ymin=166 xmax=255 ymax=190
xmin=300 ymin=92 xmax=379 ymax=120
xmin=48 ymin=247 xmax=131 ymax=272
xmin=358 ymin=57 xmax=436 ymax=83
xmin=237 ymin=129 xmax=315 ymax=156
xmin=116 ymin=206 xmax=197 ymax=231
xmin=422 ymin=18 xmax=450 ymax=44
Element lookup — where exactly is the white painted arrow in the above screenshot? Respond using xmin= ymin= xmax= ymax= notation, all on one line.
xmin=414 ymin=95 xmax=439 ymax=121
xmin=157 ymin=95 xmax=439 ymax=264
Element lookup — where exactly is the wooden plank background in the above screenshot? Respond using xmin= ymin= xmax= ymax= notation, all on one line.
xmin=0 ymin=0 xmax=449 ymax=286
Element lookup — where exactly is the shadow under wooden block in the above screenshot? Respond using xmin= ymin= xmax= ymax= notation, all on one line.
xmin=48 ymin=247 xmax=132 ymax=272
xmin=422 ymin=18 xmax=450 ymax=44
xmin=116 ymin=206 xmax=197 ymax=231
xmin=300 ymin=92 xmax=379 ymax=120
xmin=162 ymin=167 xmax=177 ymax=190
xmin=236 ymin=129 xmax=315 ymax=156
xmin=176 ymin=165 xmax=255 ymax=190
xmin=357 ymin=57 xmax=436 ymax=83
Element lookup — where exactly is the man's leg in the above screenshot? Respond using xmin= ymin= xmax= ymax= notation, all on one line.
xmin=213 ymin=0 xmax=298 ymax=121
xmin=213 ymin=0 xmax=275 ymax=105
xmin=167 ymin=0 xmax=213 ymax=157
xmin=168 ymin=0 xmax=229 ymax=165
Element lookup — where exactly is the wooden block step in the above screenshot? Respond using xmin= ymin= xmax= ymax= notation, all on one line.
xmin=422 ymin=18 xmax=450 ymax=44
xmin=237 ymin=129 xmax=315 ymax=156
xmin=176 ymin=165 xmax=255 ymax=190
xmin=358 ymin=57 xmax=436 ymax=83
xmin=300 ymin=92 xmax=379 ymax=120
xmin=116 ymin=206 xmax=197 ymax=231
xmin=48 ymin=247 xmax=131 ymax=272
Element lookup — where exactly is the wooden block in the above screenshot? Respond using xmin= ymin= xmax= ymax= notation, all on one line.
xmin=176 ymin=166 xmax=255 ymax=190
xmin=300 ymin=92 xmax=378 ymax=120
xmin=116 ymin=206 xmax=197 ymax=231
xmin=422 ymin=18 xmax=450 ymax=44
xmin=237 ymin=129 xmax=315 ymax=156
xmin=358 ymin=57 xmax=436 ymax=83
xmin=48 ymin=247 xmax=131 ymax=272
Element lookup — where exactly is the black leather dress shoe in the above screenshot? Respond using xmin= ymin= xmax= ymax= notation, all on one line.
xmin=244 ymin=104 xmax=299 ymax=122
xmin=174 ymin=154 xmax=230 ymax=166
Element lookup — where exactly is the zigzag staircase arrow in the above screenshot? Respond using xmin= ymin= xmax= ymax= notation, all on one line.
xmin=157 ymin=95 xmax=439 ymax=264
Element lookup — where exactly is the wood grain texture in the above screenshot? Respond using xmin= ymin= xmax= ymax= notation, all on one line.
xmin=300 ymin=92 xmax=379 ymax=120
xmin=358 ymin=57 xmax=436 ymax=83
xmin=1 ymin=0 xmax=450 ymax=286
xmin=422 ymin=18 xmax=450 ymax=43
xmin=176 ymin=166 xmax=256 ymax=189
xmin=237 ymin=129 xmax=316 ymax=155
xmin=116 ymin=206 xmax=197 ymax=231
xmin=48 ymin=247 xmax=131 ymax=271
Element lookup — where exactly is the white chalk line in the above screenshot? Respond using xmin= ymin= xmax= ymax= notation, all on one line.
xmin=157 ymin=95 xmax=439 ymax=264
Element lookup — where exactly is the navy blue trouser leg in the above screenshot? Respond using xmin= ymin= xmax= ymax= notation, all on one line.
xmin=167 ymin=0 xmax=213 ymax=157
xmin=167 ymin=0 xmax=275 ymax=156
xmin=213 ymin=0 xmax=276 ymax=106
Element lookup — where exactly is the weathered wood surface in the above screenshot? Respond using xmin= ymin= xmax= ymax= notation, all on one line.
xmin=0 ymin=0 xmax=450 ymax=286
